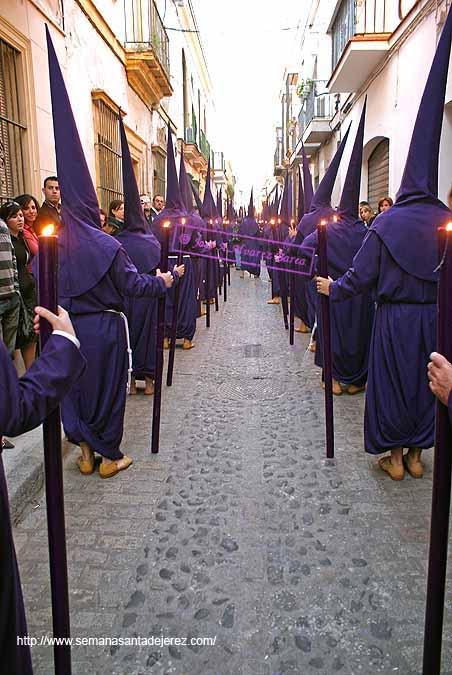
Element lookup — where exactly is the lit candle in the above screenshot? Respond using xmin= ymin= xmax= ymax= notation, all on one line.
xmin=317 ymin=218 xmax=334 ymax=459
xmin=152 ymin=220 xmax=170 ymax=453
xmin=423 ymin=222 xmax=452 ymax=673
xmin=38 ymin=225 xmax=72 ymax=674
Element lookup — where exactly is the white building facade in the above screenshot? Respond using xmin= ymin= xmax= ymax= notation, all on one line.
xmin=274 ymin=0 xmax=452 ymax=212
xmin=0 ymin=0 xmax=230 ymax=209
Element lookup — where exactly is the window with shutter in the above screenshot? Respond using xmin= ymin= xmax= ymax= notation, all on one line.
xmin=368 ymin=139 xmax=390 ymax=211
xmin=92 ymin=97 xmax=123 ymax=210
xmin=0 ymin=39 xmax=26 ymax=203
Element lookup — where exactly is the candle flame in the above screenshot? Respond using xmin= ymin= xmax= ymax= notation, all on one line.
xmin=42 ymin=224 xmax=55 ymax=237
xmin=446 ymin=222 xmax=452 ymax=232
xmin=333 ymin=214 xmax=339 ymax=223
xmin=320 ymin=219 xmax=327 ymax=227
xmin=270 ymin=219 xmax=275 ymax=225
xmin=163 ymin=221 xmax=170 ymax=229
xmin=181 ymin=218 xmax=186 ymax=225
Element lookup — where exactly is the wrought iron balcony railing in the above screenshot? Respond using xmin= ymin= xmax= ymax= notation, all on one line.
xmin=199 ymin=129 xmax=210 ymax=162
xmin=331 ymin=0 xmax=393 ymax=69
xmin=124 ymin=0 xmax=170 ymax=78
xmin=298 ymin=80 xmax=333 ymax=139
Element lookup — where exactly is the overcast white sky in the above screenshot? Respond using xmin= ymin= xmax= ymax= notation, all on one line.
xmin=191 ymin=0 xmax=309 ymax=205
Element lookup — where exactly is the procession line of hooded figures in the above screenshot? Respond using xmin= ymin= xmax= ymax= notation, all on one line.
xmin=2 ymin=8 xmax=452 ymax=673
xmin=0 ymin=27 xmax=239 ymax=672
xmin=237 ymin=7 xmax=452 ymax=483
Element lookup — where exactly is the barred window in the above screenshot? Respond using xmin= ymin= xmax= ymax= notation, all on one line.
xmin=153 ymin=151 xmax=165 ymax=199
xmin=0 ymin=39 xmax=26 ymax=202
xmin=92 ymin=98 xmax=122 ymax=210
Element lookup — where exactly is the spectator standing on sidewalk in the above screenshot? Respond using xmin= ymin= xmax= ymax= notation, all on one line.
xmin=0 ymin=203 xmax=20 ymax=357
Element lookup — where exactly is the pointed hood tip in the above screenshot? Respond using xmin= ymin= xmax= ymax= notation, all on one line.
xmin=200 ymin=157 xmax=218 ymax=220
xmin=45 ymin=25 xmax=120 ymax=297
xmin=164 ymin=123 xmax=184 ymax=213
xmin=310 ymin=122 xmax=352 ymax=210
xmin=301 ymin=143 xmax=314 ymax=214
xmin=119 ymin=114 xmax=149 ymax=234
xmin=397 ymin=4 xmax=452 ymax=203
xmin=338 ymin=99 xmax=367 ymax=221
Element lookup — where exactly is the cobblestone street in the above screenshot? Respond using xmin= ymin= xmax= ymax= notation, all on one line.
xmin=14 ymin=269 xmax=452 ymax=675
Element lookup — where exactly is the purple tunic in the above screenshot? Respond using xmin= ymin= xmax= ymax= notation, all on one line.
xmin=116 ymin=231 xmax=160 ymax=380
xmin=304 ymin=221 xmax=375 ymax=386
xmin=61 ymin=248 xmax=166 ymax=459
xmin=330 ymin=230 xmax=437 ymax=454
xmin=238 ymin=218 xmax=261 ymax=276
xmin=165 ymin=255 xmax=197 ymax=341
xmin=0 ymin=335 xmax=85 ymax=675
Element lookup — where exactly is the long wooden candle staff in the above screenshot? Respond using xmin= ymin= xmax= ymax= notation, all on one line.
xmin=422 ymin=223 xmax=452 ymax=674
xmin=166 ymin=218 xmax=185 ymax=387
xmin=289 ymin=219 xmax=295 ymax=345
xmin=38 ymin=225 xmax=72 ymax=675
xmin=317 ymin=219 xmax=334 ymax=459
xmin=152 ymin=221 xmax=170 ymax=453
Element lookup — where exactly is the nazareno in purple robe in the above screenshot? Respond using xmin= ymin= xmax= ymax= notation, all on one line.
xmin=45 ymin=28 xmax=169 ymax=459
xmin=116 ymin=112 xmax=162 ymax=380
xmin=238 ymin=217 xmax=261 ymax=276
xmin=0 ymin=335 xmax=85 ymax=675
xmin=304 ymin=99 xmax=375 ymax=385
xmin=330 ymin=228 xmax=438 ymax=454
xmin=150 ymin=215 xmax=198 ymax=341
xmin=165 ymin=255 xmax=197 ymax=340
xmin=61 ymin=248 xmax=167 ymax=459
xmin=116 ymin=236 xmax=160 ymax=379
xmin=330 ymin=4 xmax=452 ymax=454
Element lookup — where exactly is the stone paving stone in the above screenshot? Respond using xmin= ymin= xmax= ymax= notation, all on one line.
xmin=13 ymin=267 xmax=452 ymax=674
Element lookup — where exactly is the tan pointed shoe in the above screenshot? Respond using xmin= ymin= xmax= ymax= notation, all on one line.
xmin=99 ymin=455 xmax=133 ymax=479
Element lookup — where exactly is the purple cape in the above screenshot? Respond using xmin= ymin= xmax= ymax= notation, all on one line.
xmin=0 ymin=335 xmax=85 ymax=675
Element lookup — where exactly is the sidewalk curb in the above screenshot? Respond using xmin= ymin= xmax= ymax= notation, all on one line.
xmin=4 ymin=426 xmax=45 ymax=526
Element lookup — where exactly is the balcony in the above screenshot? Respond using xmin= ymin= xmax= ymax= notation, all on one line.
xmin=212 ymin=152 xmax=227 ymax=186
xmin=124 ymin=0 xmax=173 ymax=106
xmin=199 ymin=129 xmax=211 ymax=162
xmin=328 ymin=0 xmax=394 ymax=93
xmin=182 ymin=126 xmax=207 ymax=173
xmin=298 ymin=81 xmax=334 ymax=145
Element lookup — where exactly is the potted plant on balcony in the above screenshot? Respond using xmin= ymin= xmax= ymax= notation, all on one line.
xmin=296 ymin=78 xmax=314 ymax=101
xmin=288 ymin=117 xmax=298 ymax=136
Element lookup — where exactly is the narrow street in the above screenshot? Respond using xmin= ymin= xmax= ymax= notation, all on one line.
xmin=14 ymin=269 xmax=451 ymax=675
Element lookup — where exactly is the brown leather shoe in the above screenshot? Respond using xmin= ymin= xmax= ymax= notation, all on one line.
xmin=378 ymin=456 xmax=405 ymax=481
xmin=163 ymin=338 xmax=169 ymax=349
xmin=183 ymin=339 xmax=194 ymax=350
xmin=294 ymin=321 xmax=309 ymax=333
xmin=267 ymin=297 xmax=280 ymax=305
xmin=403 ymin=452 xmax=424 ymax=478
xmin=321 ymin=379 xmax=342 ymax=395
xmin=99 ymin=455 xmax=133 ymax=479
xmin=347 ymin=384 xmax=366 ymax=395
xmin=308 ymin=341 xmax=316 ymax=353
